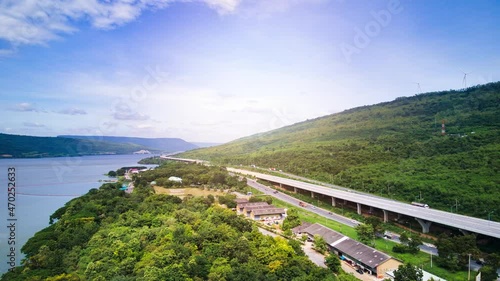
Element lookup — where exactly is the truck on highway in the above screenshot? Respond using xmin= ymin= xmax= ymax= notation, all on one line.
xmin=411 ymin=202 xmax=429 ymax=208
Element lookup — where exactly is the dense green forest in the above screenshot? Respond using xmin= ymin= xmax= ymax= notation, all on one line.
xmin=0 ymin=133 xmax=158 ymax=158
xmin=180 ymin=82 xmax=500 ymax=220
xmin=1 ymin=163 xmax=344 ymax=281
xmin=138 ymin=156 xmax=171 ymax=165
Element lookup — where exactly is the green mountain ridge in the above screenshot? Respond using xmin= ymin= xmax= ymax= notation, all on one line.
xmin=180 ymin=82 xmax=500 ymax=220
xmin=0 ymin=134 xmax=159 ymax=158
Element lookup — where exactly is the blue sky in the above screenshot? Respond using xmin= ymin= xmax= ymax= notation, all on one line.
xmin=1 ymin=0 xmax=499 ymax=143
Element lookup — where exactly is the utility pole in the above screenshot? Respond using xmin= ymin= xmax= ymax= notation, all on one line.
xmin=416 ymin=192 xmax=423 ymax=202
xmin=468 ymin=253 xmax=472 ymax=281
xmin=488 ymin=210 xmax=495 ymax=221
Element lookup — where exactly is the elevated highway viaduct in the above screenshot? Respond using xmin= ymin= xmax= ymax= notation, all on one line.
xmin=228 ymin=168 xmax=500 ymax=239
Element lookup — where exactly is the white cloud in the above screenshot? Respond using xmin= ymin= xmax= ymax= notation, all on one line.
xmin=0 ymin=48 xmax=16 ymax=56
xmin=9 ymin=102 xmax=41 ymax=112
xmin=0 ymin=0 xmax=241 ymax=53
xmin=203 ymin=0 xmax=241 ymax=14
xmin=237 ymin=0 xmax=326 ymax=18
xmin=57 ymin=107 xmax=87 ymax=115
xmin=23 ymin=122 xmax=45 ymax=127
xmin=113 ymin=111 xmax=150 ymax=121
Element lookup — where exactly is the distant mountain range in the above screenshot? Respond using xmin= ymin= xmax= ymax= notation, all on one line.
xmin=0 ymin=134 xmax=201 ymax=158
xmin=0 ymin=133 xmax=154 ymax=158
xmin=59 ymin=135 xmax=199 ymax=152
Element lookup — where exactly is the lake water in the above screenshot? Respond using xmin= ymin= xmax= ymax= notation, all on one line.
xmin=0 ymin=154 xmax=156 ymax=274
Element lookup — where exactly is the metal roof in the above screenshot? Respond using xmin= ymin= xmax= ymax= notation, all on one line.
xmin=245 ymin=205 xmax=275 ymax=211
xmin=301 ymin=223 xmax=345 ymax=245
xmin=252 ymin=208 xmax=286 ymax=216
xmin=334 ymin=239 xmax=390 ymax=269
xmin=237 ymin=202 xmax=269 ymax=208
xmin=301 ymin=223 xmax=391 ymax=270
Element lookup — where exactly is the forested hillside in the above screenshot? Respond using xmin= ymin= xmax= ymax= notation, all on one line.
xmin=1 ymin=163 xmax=338 ymax=281
xmin=181 ymin=82 xmax=500 ymax=220
xmin=0 ymin=134 xmax=157 ymax=158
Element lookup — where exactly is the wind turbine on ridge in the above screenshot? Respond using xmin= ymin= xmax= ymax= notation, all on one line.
xmin=461 ymin=69 xmax=471 ymax=88
xmin=414 ymin=82 xmax=422 ymax=94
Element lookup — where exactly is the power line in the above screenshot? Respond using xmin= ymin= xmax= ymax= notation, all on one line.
xmin=17 ymin=192 xmax=82 ymax=197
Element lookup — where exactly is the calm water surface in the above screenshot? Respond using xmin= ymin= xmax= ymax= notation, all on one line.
xmin=0 ymin=154 xmax=156 ymax=274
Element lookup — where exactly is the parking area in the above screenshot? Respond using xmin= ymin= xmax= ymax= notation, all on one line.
xmin=301 ymin=241 xmax=382 ymax=281
xmin=340 ymin=260 xmax=383 ymax=281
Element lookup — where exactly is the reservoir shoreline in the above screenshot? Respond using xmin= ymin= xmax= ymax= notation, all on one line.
xmin=0 ymin=154 xmax=156 ymax=274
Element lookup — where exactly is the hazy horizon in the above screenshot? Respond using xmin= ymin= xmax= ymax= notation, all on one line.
xmin=1 ymin=0 xmax=499 ymax=143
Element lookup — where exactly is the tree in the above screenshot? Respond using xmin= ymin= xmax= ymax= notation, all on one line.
xmin=365 ymin=216 xmax=384 ymax=234
xmin=435 ymin=234 xmax=479 ymax=271
xmin=210 ymin=172 xmax=227 ymax=185
xmin=108 ymin=170 xmax=117 ymax=177
xmin=479 ymin=265 xmax=499 ymax=281
xmin=407 ymin=234 xmax=423 ymax=254
xmin=356 ymin=223 xmax=375 ymax=246
xmin=208 ymin=258 xmax=232 ymax=281
xmin=486 ymin=253 xmax=500 ymax=268
xmin=282 ymin=208 xmax=301 ymax=231
xmin=394 ymin=263 xmax=423 ymax=281
xmin=218 ymin=194 xmax=237 ymax=208
xmin=394 ymin=233 xmax=422 ymax=254
xmin=325 ymin=254 xmax=341 ymax=274
xmin=45 ymin=273 xmax=81 ymax=281
xmin=480 ymin=253 xmax=500 ymax=281
xmin=399 ymin=232 xmax=409 ymax=244
xmin=313 ymin=234 xmax=328 ymax=254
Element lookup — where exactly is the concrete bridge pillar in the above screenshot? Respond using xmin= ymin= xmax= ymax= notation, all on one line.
xmin=459 ymin=229 xmax=471 ymax=236
xmin=311 ymin=191 xmax=314 ymax=198
xmin=279 ymin=183 xmax=282 ymax=188
xmin=357 ymin=203 xmax=362 ymax=215
xmin=369 ymin=206 xmax=373 ymax=214
xmin=382 ymin=210 xmax=389 ymax=222
xmin=293 ymin=187 xmax=297 ymax=193
xmin=415 ymin=218 xmax=432 ymax=233
xmin=331 ymin=197 xmax=336 ymax=207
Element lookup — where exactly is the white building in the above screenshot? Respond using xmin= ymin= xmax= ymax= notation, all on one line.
xmin=168 ymin=176 xmax=182 ymax=183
